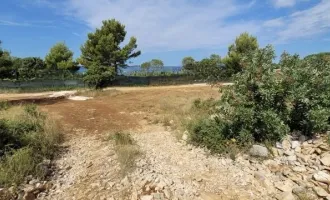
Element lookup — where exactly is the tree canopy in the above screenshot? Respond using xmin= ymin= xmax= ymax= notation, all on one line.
xmin=193 ymin=55 xmax=224 ymax=82
xmin=182 ymin=57 xmax=195 ymax=71
xmin=140 ymin=59 xmax=164 ymax=71
xmin=149 ymin=59 xmax=164 ymax=70
xmin=45 ymin=42 xmax=77 ymax=71
xmin=304 ymin=52 xmax=330 ymax=63
xmin=80 ymin=19 xmax=141 ymax=74
xmin=18 ymin=57 xmax=46 ymax=79
xmin=0 ymin=41 xmax=13 ymax=79
xmin=141 ymin=62 xmax=151 ymax=71
xmin=223 ymin=32 xmax=259 ymax=76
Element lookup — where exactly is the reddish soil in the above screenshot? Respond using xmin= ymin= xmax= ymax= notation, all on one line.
xmin=38 ymin=85 xmax=219 ymax=135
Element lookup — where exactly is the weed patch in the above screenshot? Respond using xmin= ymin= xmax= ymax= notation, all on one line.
xmin=0 ymin=104 xmax=62 ymax=187
xmin=111 ymin=132 xmax=141 ymax=176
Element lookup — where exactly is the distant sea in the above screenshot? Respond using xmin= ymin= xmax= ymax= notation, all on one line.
xmin=78 ymin=66 xmax=183 ymax=75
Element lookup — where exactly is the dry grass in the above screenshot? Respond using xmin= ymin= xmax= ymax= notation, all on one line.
xmin=110 ymin=132 xmax=141 ymax=176
xmin=153 ymin=95 xmax=218 ymax=139
xmin=75 ymin=88 xmax=122 ymax=98
xmin=0 ymin=104 xmax=62 ymax=186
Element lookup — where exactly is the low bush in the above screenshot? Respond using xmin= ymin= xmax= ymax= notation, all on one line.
xmin=0 ymin=104 xmax=62 ymax=186
xmin=190 ymin=45 xmax=330 ymax=154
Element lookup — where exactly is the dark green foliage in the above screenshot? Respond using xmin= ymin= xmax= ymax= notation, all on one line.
xmin=189 ymin=118 xmax=227 ymax=153
xmin=129 ymin=70 xmax=184 ymax=77
xmin=183 ymin=54 xmax=226 ymax=82
xmin=141 ymin=62 xmax=151 ymax=71
xmin=0 ymin=42 xmax=14 ymax=79
xmin=0 ymin=41 xmax=79 ymax=80
xmin=190 ymin=45 xmax=330 ymax=154
xmin=223 ymin=32 xmax=259 ymax=76
xmin=140 ymin=59 xmax=164 ymax=71
xmin=80 ymin=19 xmax=141 ymax=74
xmin=17 ymin=57 xmax=46 ymax=79
xmin=83 ymin=63 xmax=115 ymax=89
xmin=281 ymin=53 xmax=330 ymax=136
xmin=304 ymin=52 xmax=330 ymax=63
xmin=193 ymin=56 xmax=225 ymax=82
xmin=149 ymin=59 xmax=164 ymax=70
xmin=182 ymin=57 xmax=195 ymax=71
xmin=189 ymin=46 xmax=288 ymax=153
xmin=0 ymin=120 xmax=16 ymax=153
xmin=45 ymin=42 xmax=77 ymax=71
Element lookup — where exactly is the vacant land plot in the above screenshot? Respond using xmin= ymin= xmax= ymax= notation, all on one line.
xmin=1 ymin=84 xmax=319 ymax=200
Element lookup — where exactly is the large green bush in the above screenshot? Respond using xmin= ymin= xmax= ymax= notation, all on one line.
xmin=83 ymin=63 xmax=115 ymax=89
xmin=190 ymin=46 xmax=330 ymax=153
xmin=281 ymin=53 xmax=330 ymax=136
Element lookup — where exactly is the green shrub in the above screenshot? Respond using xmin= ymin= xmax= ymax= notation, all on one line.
xmin=0 ymin=101 xmax=9 ymax=111
xmin=190 ymin=45 xmax=330 ymax=154
xmin=0 ymin=105 xmax=62 ymax=186
xmin=0 ymin=120 xmax=18 ymax=153
xmin=281 ymin=53 xmax=330 ymax=136
xmin=0 ymin=148 xmax=39 ymax=186
xmin=189 ymin=118 xmax=227 ymax=153
xmin=83 ymin=64 xmax=115 ymax=89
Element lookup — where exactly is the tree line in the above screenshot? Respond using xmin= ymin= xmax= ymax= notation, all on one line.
xmin=0 ymin=19 xmax=141 ymax=87
xmin=1 ymin=19 xmax=329 ymax=88
xmin=0 ymin=41 xmax=79 ymax=80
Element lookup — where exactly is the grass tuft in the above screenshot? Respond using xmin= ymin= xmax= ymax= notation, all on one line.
xmin=0 ymin=148 xmax=37 ymax=186
xmin=0 ymin=104 xmax=62 ymax=187
xmin=110 ymin=132 xmax=141 ymax=176
xmin=0 ymin=101 xmax=9 ymax=111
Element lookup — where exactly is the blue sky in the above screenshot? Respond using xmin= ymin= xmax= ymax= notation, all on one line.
xmin=1 ymin=0 xmax=330 ymax=65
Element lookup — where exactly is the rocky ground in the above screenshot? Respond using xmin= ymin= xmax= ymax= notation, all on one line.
xmin=2 ymin=86 xmax=330 ymax=200
xmin=2 ymin=124 xmax=330 ymax=200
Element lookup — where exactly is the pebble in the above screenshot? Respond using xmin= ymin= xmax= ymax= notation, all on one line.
xmin=313 ymin=186 xmax=329 ymax=197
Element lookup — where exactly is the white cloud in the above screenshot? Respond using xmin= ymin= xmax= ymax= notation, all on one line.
xmin=35 ymin=0 xmax=330 ymax=51
xmin=271 ymin=0 xmax=310 ymax=8
xmin=273 ymin=0 xmax=330 ymax=42
xmin=72 ymin=32 xmax=81 ymax=37
xmin=263 ymin=18 xmax=285 ymax=27
xmin=0 ymin=19 xmax=56 ymax=28
xmin=272 ymin=0 xmax=296 ymax=8
xmin=0 ymin=20 xmax=31 ymax=27
xmin=60 ymin=0 xmax=260 ymax=52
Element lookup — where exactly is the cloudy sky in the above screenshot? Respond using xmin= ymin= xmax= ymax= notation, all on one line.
xmin=1 ymin=0 xmax=329 ymax=65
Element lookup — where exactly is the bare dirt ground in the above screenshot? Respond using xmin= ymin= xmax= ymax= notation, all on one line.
xmin=2 ymin=85 xmax=321 ymax=200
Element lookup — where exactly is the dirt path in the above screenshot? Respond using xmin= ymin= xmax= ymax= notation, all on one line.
xmin=40 ymin=130 xmax=123 ymax=200
xmin=0 ymin=84 xmax=211 ymax=101
xmin=22 ymin=85 xmax=285 ymax=200
xmin=128 ymin=124 xmax=276 ymax=200
xmin=41 ymin=123 xmax=277 ymax=200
